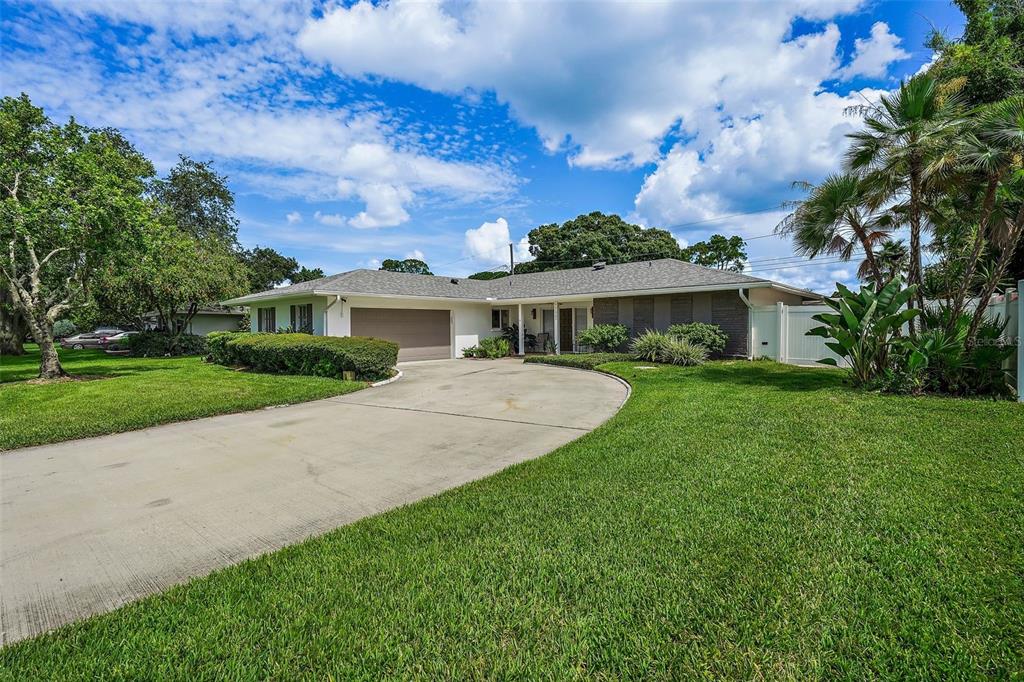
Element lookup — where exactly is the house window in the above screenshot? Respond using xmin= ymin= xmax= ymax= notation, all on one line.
xmin=290 ymin=303 xmax=314 ymax=333
xmin=257 ymin=307 xmax=276 ymax=332
xmin=491 ymin=308 xmax=510 ymax=330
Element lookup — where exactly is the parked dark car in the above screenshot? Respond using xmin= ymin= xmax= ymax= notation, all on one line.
xmin=60 ymin=328 xmax=124 ymax=350
xmin=99 ymin=330 xmax=138 ymax=351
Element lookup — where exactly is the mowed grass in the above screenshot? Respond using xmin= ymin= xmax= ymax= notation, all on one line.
xmin=2 ymin=361 xmax=1022 ymax=679
xmin=0 ymin=346 xmax=363 ymax=450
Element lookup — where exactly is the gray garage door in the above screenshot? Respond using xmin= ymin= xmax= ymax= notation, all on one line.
xmin=350 ymin=308 xmax=451 ymax=361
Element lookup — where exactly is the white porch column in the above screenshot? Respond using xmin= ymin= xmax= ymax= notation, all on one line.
xmin=553 ymin=301 xmax=561 ymax=355
xmin=517 ymin=303 xmax=525 ymax=356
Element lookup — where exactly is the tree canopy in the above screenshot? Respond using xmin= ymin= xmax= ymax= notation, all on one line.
xmin=150 ymin=156 xmax=238 ymax=245
xmin=291 ymin=265 xmax=325 ymax=283
xmin=928 ymin=0 xmax=1024 ymax=282
xmin=1 ymin=94 xmax=155 ymax=377
xmin=513 ymin=212 xmax=684 ymax=273
xmin=95 ymin=219 xmax=248 ymax=337
xmin=928 ymin=0 xmax=1024 ymax=107
xmin=239 ymin=247 xmax=300 ymax=292
xmin=468 ymin=270 xmax=510 ymax=280
xmin=380 ymin=258 xmax=433 ymax=275
xmin=681 ymin=234 xmax=748 ymax=272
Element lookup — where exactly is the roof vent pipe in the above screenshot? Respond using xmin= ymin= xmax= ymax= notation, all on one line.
xmin=593 ymin=261 xmax=606 ymax=270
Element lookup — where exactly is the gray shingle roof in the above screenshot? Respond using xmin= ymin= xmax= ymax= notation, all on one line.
xmin=487 ymin=259 xmax=769 ymax=299
xmin=225 ymin=258 xmax=803 ymax=304
xmin=229 ymin=268 xmax=495 ymax=302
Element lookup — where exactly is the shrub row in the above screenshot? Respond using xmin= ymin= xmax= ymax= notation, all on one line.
xmin=207 ymin=332 xmax=398 ymax=381
xmin=523 ymin=353 xmax=633 ymax=370
xmin=127 ymin=331 xmax=207 ymax=357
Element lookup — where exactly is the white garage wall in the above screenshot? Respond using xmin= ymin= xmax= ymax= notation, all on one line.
xmin=329 ymin=295 xmax=495 ymax=358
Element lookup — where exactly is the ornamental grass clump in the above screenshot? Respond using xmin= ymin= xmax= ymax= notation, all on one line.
xmin=629 ymin=330 xmax=707 ymax=366
xmin=630 ymin=330 xmax=673 ymax=362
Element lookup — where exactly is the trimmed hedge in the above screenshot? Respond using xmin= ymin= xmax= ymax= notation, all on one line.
xmin=523 ymin=353 xmax=633 ymax=370
xmin=207 ymin=332 xmax=398 ymax=381
xmin=127 ymin=331 xmax=207 ymax=357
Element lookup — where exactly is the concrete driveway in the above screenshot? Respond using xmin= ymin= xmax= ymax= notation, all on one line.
xmin=0 ymin=359 xmax=627 ymax=644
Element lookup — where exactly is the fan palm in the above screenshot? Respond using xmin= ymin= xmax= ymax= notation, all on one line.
xmin=946 ymin=96 xmax=1024 ymax=328
xmin=776 ymin=173 xmax=891 ymax=289
xmin=964 ymin=96 xmax=1024 ymax=342
xmin=845 ymin=75 xmax=966 ymax=322
xmin=872 ymin=239 xmax=908 ymax=282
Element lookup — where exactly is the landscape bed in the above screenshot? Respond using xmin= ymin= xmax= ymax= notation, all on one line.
xmin=2 ymin=360 xmax=1021 ymax=678
xmin=0 ymin=346 xmax=364 ymax=450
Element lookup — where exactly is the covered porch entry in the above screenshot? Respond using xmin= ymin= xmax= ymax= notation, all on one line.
xmin=493 ymin=300 xmax=594 ymax=355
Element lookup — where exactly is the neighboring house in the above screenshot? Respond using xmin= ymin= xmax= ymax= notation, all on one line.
xmin=144 ymin=306 xmax=247 ymax=336
xmin=223 ymin=259 xmax=819 ymax=362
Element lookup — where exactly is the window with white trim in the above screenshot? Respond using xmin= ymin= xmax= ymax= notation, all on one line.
xmin=257 ymin=307 xmax=276 ymax=332
xmin=491 ymin=308 xmax=510 ymax=330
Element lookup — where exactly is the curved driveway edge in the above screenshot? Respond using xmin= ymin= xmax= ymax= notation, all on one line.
xmin=0 ymin=359 xmax=627 ymax=645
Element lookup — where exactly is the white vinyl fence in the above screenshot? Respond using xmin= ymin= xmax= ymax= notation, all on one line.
xmin=750 ymin=302 xmax=848 ymax=367
xmin=749 ymin=281 xmax=1022 ymax=400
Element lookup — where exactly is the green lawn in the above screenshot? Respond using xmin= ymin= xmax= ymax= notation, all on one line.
xmin=0 ymin=346 xmax=364 ymax=450
xmin=2 ymin=361 xmax=1022 ymax=679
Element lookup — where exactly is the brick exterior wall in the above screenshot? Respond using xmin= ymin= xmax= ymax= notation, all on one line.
xmin=670 ymin=294 xmax=693 ymax=324
xmin=632 ymin=296 xmax=655 ymax=333
xmin=592 ymin=291 xmax=749 ymax=357
xmin=593 ymin=298 xmax=619 ymax=326
xmin=711 ymin=291 xmax=748 ymax=357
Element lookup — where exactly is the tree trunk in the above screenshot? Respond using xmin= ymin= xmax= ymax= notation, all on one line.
xmin=907 ymin=163 xmax=923 ymax=336
xmin=0 ymin=284 xmax=27 ymax=355
xmin=1 ymin=310 xmax=26 ymax=356
xmin=35 ymin=329 xmax=66 ymax=379
xmin=949 ymin=175 xmax=999 ymax=330
xmin=849 ymin=214 xmax=885 ymax=290
xmin=966 ymin=207 xmax=1024 ymax=345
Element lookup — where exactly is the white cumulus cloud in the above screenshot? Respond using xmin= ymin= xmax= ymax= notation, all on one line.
xmin=838 ymin=21 xmax=911 ymax=81
xmin=314 ymin=211 xmax=345 ymax=226
xmin=286 ymin=211 xmax=302 ymax=224
xmin=464 ymin=217 xmax=531 ymax=267
xmin=347 ymin=183 xmax=413 ymax=229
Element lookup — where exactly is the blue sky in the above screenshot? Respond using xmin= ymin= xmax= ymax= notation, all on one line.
xmin=2 ymin=0 xmax=965 ymax=291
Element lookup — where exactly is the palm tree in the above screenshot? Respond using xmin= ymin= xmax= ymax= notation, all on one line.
xmin=776 ymin=173 xmax=891 ymax=289
xmin=845 ymin=75 xmax=966 ymax=324
xmin=964 ymin=96 xmax=1024 ymax=342
xmin=872 ymin=239 xmax=908 ymax=283
xmin=940 ymin=96 xmax=1024 ymax=329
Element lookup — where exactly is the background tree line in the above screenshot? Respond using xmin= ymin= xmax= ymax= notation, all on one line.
xmin=463 ymin=212 xmax=748 ymax=280
xmin=0 ymin=94 xmax=322 ymax=378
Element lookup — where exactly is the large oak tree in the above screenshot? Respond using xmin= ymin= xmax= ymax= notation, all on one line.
xmin=514 ymin=212 xmax=684 ymax=273
xmin=1 ymin=94 xmax=153 ymax=378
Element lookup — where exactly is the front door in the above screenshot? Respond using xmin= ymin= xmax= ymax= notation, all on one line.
xmin=559 ymin=308 xmax=574 ymax=352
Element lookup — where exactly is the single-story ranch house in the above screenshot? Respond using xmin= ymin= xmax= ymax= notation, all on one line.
xmin=223 ymin=259 xmax=820 ymax=361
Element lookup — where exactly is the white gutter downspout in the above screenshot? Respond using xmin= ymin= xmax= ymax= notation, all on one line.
xmin=738 ymin=288 xmax=753 ymax=360
xmin=323 ymin=295 xmax=343 ymax=337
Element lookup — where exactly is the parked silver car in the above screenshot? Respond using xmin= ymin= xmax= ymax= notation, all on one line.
xmin=99 ymin=330 xmax=138 ymax=351
xmin=60 ymin=328 xmax=125 ymax=350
